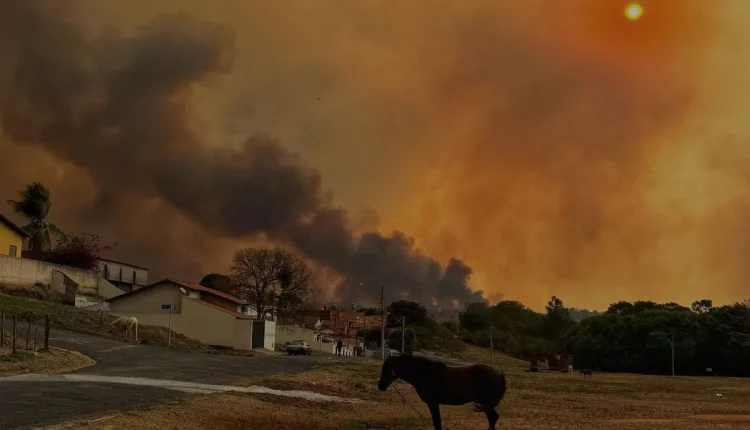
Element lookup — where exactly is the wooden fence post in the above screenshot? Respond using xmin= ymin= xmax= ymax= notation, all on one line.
xmin=25 ymin=318 xmax=31 ymax=350
xmin=12 ymin=314 xmax=17 ymax=354
xmin=44 ymin=314 xmax=50 ymax=350
xmin=33 ymin=317 xmax=39 ymax=351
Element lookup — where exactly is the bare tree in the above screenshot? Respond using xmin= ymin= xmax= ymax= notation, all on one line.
xmin=230 ymin=247 xmax=314 ymax=323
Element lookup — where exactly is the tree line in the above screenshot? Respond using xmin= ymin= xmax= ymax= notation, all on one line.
xmin=357 ymin=299 xmax=466 ymax=354
xmin=458 ymin=296 xmax=750 ymax=377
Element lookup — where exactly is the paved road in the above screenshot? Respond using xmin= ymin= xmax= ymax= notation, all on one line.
xmin=0 ymin=326 xmax=344 ymax=429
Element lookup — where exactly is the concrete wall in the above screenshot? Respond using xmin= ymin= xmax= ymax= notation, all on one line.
xmin=178 ymin=297 xmax=238 ymax=347
xmin=97 ymin=278 xmax=125 ymax=299
xmin=51 ymin=270 xmax=78 ymax=305
xmin=0 ymin=254 xmax=98 ymax=295
xmin=233 ymin=319 xmax=253 ymax=350
xmin=277 ymin=325 xmax=316 ymax=344
xmin=108 ymin=283 xmax=183 ymax=315
xmin=0 ymin=223 xmax=23 ymax=258
xmin=100 ymin=260 xmax=148 ymax=286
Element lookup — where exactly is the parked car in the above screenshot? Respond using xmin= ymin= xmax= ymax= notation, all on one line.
xmin=286 ymin=340 xmax=312 ymax=356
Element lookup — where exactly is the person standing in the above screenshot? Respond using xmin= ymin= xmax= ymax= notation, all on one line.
xmin=336 ymin=339 xmax=343 ymax=356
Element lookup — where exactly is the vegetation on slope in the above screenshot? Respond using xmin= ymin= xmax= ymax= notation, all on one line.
xmin=0 ymin=292 xmax=215 ymax=353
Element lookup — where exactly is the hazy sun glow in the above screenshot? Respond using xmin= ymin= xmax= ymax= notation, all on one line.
xmin=624 ymin=3 xmax=644 ymax=21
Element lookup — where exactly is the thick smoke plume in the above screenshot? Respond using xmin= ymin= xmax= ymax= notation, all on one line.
xmin=2 ymin=0 xmax=746 ymax=311
xmin=0 ymin=0 xmax=483 ymax=309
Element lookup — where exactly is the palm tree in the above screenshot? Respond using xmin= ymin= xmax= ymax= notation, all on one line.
xmin=7 ymin=182 xmax=63 ymax=258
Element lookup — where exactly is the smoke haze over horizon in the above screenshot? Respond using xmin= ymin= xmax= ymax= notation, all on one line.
xmin=2 ymin=0 xmax=750 ymax=311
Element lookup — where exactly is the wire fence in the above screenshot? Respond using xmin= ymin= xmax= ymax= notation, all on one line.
xmin=0 ymin=309 xmax=51 ymax=355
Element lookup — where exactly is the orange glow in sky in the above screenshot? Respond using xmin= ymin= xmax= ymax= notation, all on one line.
xmin=624 ymin=3 xmax=644 ymax=21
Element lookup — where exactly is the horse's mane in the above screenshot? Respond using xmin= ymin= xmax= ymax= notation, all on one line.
xmin=395 ymin=354 xmax=448 ymax=373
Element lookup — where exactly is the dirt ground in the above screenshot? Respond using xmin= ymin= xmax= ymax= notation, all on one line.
xmin=63 ymin=355 xmax=750 ymax=429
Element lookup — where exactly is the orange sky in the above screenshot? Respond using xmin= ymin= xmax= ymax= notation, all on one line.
xmin=2 ymin=0 xmax=750 ymax=310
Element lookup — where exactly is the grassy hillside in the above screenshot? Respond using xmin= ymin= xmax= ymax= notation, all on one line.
xmin=0 ymin=292 xmax=216 ymax=353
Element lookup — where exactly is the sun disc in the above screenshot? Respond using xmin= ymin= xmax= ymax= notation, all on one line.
xmin=624 ymin=3 xmax=644 ymax=21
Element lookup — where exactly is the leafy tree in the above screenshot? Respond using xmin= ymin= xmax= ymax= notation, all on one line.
xmin=7 ymin=182 xmax=63 ymax=258
xmin=568 ymin=307 xmax=601 ymax=322
xmin=200 ymin=273 xmax=232 ymax=294
xmin=388 ymin=327 xmax=417 ymax=354
xmin=360 ymin=307 xmax=381 ymax=316
xmin=387 ymin=300 xmax=428 ymax=328
xmin=543 ymin=296 xmax=574 ymax=342
xmin=566 ymin=299 xmax=750 ymax=376
xmin=691 ymin=299 xmax=713 ymax=314
xmin=441 ymin=320 xmax=460 ymax=333
xmin=46 ymin=232 xmax=113 ymax=271
xmin=358 ymin=327 xmax=384 ymax=348
xmin=459 ymin=302 xmax=491 ymax=332
xmin=491 ymin=301 xmax=544 ymax=337
xmin=606 ymin=301 xmax=635 ymax=315
xmin=230 ymin=247 xmax=314 ymax=322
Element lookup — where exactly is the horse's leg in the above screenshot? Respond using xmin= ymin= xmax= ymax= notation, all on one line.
xmin=427 ymin=403 xmax=442 ymax=430
xmin=484 ymin=407 xmax=500 ymax=430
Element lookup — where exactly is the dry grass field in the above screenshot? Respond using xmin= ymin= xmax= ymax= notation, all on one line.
xmin=66 ymin=348 xmax=750 ymax=430
xmin=1 ymin=330 xmax=95 ymax=377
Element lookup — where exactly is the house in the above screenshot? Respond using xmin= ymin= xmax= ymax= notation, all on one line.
xmin=100 ymin=258 xmax=149 ymax=292
xmin=105 ymin=279 xmax=275 ymax=351
xmin=0 ymin=212 xmax=28 ymax=258
xmin=304 ymin=309 xmax=384 ymax=350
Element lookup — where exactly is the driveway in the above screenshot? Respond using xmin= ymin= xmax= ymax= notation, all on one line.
xmin=0 ymin=326 xmax=345 ymax=429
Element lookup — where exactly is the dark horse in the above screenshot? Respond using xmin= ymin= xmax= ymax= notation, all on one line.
xmin=378 ymin=355 xmax=506 ymax=430
xmin=580 ymin=369 xmax=593 ymax=377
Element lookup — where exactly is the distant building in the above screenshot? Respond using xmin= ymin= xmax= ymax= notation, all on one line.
xmin=100 ymin=259 xmax=148 ymax=293
xmin=0 ymin=212 xmax=28 ymax=258
xmin=106 ymin=279 xmax=274 ymax=350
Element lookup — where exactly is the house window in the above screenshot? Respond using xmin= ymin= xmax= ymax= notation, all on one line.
xmin=132 ymin=270 xmax=136 ymax=284
xmin=104 ymin=264 xmax=109 ymax=278
xmin=240 ymin=306 xmax=248 ymax=314
xmin=8 ymin=245 xmax=17 ymax=257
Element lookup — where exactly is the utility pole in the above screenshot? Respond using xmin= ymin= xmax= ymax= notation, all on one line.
xmin=380 ymin=286 xmax=386 ymax=360
xmin=168 ymin=305 xmax=173 ymax=348
xmin=490 ymin=324 xmax=494 ymax=364
xmin=670 ymin=337 xmax=675 ymax=376
xmin=401 ymin=316 xmax=406 ymax=354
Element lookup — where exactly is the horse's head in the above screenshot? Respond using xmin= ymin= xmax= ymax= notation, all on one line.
xmin=378 ymin=356 xmax=399 ymax=391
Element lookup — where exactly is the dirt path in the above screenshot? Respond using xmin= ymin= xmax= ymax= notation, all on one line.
xmin=2 ymin=373 xmax=367 ymax=403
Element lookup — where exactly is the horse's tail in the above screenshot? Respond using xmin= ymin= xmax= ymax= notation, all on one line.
xmin=472 ymin=371 xmax=507 ymax=412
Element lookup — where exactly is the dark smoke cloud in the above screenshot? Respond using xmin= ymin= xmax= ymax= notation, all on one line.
xmin=0 ymin=0 xmax=483 ymax=309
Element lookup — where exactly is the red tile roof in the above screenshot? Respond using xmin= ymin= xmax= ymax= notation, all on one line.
xmin=171 ymin=280 xmax=248 ymax=305
xmin=187 ymin=298 xmax=250 ymax=319
xmin=107 ymin=278 xmax=249 ymax=306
